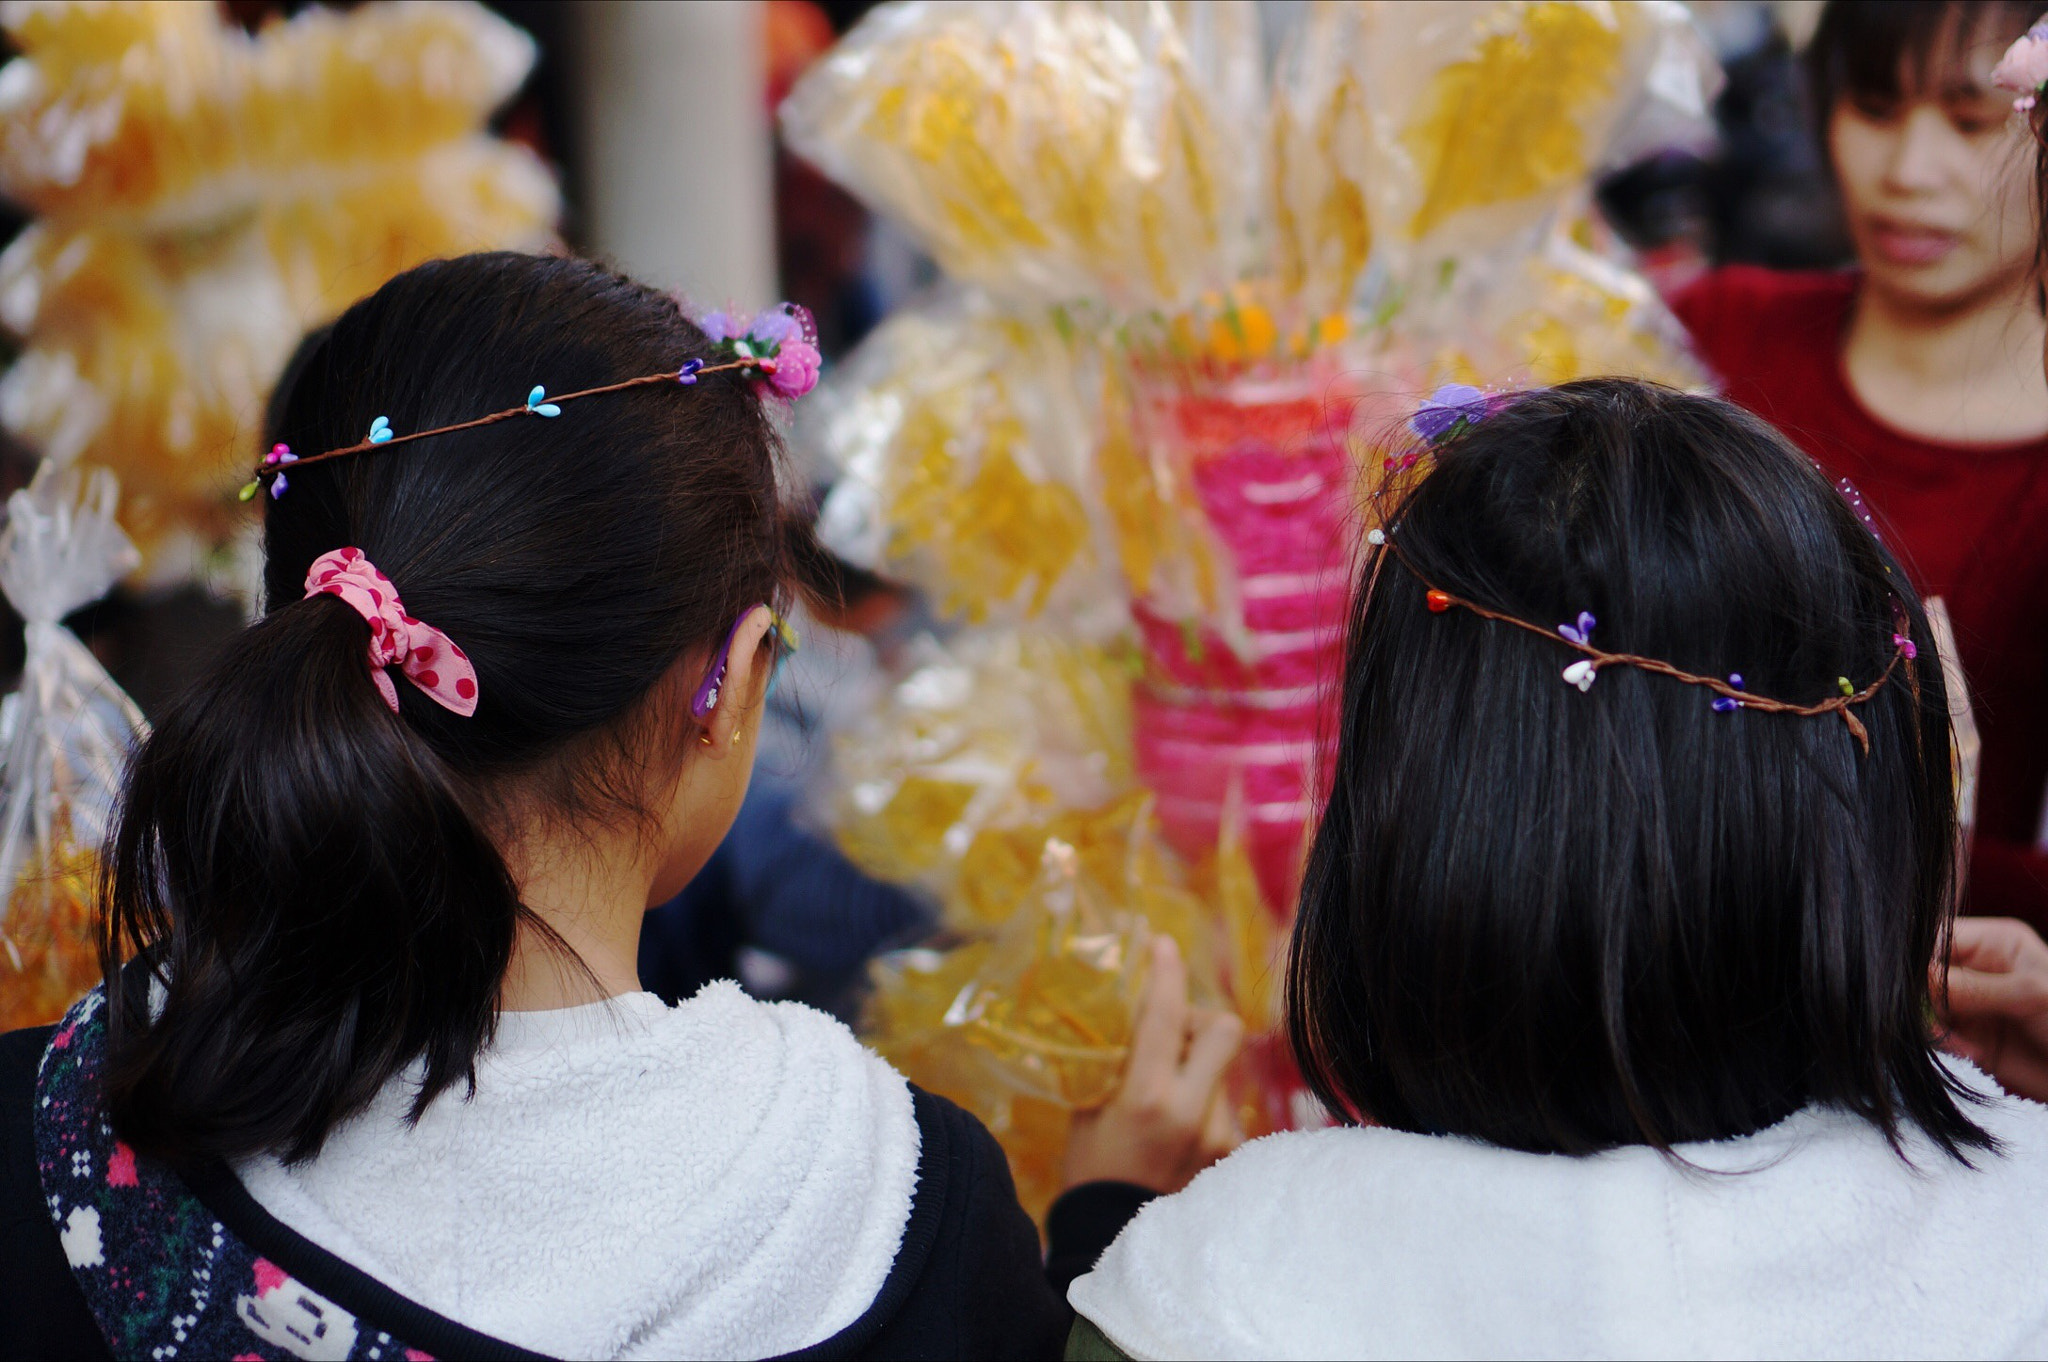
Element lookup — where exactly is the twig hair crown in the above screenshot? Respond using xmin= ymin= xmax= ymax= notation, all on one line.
xmin=243 ymin=303 xmax=822 ymax=502
xmin=1369 ymin=386 xmax=1917 ymax=755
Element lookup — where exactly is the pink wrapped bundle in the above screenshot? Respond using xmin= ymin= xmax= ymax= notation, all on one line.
xmin=1132 ymin=671 xmax=1334 ymax=912
xmin=1126 ymin=369 xmax=1360 ymax=914
xmin=1187 ymin=439 xmax=1354 ymax=582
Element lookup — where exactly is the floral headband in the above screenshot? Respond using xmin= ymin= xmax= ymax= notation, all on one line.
xmin=242 ymin=303 xmax=823 ymax=502
xmin=1367 ymin=389 xmax=1917 ymax=754
xmin=1993 ymin=21 xmax=2048 ymax=112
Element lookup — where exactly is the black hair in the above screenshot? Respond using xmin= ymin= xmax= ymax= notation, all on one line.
xmin=1288 ymin=379 xmax=1987 ymax=1160
xmin=2021 ymin=24 xmax=2048 ymax=283
xmin=99 ymin=252 xmax=793 ymax=1164
xmin=1806 ymin=0 xmax=2036 ymax=120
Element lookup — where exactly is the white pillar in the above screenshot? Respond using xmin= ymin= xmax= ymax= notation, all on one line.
xmin=571 ymin=1 xmax=776 ymax=309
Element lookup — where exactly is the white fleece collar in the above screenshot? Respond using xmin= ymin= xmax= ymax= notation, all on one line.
xmin=1071 ymin=1061 xmax=2048 ymax=1360
xmin=238 ymin=982 xmax=919 ymax=1360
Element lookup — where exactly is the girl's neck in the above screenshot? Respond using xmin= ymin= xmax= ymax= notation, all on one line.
xmin=497 ymin=817 xmax=651 ymax=1011
xmin=1841 ymin=275 xmax=2048 ymax=446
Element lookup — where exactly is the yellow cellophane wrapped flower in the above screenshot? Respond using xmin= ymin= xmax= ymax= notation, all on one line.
xmin=1510 ymin=231 xmax=1706 ymax=387
xmin=1399 ymin=226 xmax=1707 ymax=394
xmin=864 ymin=838 xmax=1146 ymax=1222
xmin=0 ymin=464 xmax=146 ymax=1030
xmin=0 ymin=814 xmax=100 ymax=1033
xmin=831 ymin=631 xmax=1136 ymax=894
xmin=781 ymin=1 xmax=1264 ymax=313
xmin=1398 ymin=1 xmax=1628 ymax=241
xmin=1269 ymin=2 xmax=1382 ymax=316
xmin=1272 ymin=1 xmax=1704 ymax=299
xmin=796 ymin=0 xmax=1719 ymax=1216
xmin=0 ymin=1 xmax=558 ymax=563
xmin=834 ymin=633 xmax=1294 ymax=1204
xmin=857 ymin=787 xmax=1290 ymax=1216
xmin=809 ymin=296 xmax=1127 ymax=628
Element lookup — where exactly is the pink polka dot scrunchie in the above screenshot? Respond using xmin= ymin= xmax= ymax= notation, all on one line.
xmin=303 ymin=547 xmax=479 ymax=717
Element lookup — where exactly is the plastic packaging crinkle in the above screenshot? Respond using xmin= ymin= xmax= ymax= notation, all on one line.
xmin=0 ymin=464 xmax=146 ymax=1031
xmin=0 ymin=0 xmax=558 ymax=572
xmin=787 ymin=0 xmax=1718 ymax=1209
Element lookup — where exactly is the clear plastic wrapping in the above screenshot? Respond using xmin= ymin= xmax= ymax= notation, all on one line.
xmin=789 ymin=0 xmax=1720 ymax=1200
xmin=0 ymin=464 xmax=145 ymax=1030
xmin=782 ymin=1 xmax=1265 ymax=313
xmin=808 ymin=293 xmax=1130 ymax=633
xmin=0 ymin=1 xmax=558 ymax=567
xmin=845 ymin=632 xmax=1294 ymax=1216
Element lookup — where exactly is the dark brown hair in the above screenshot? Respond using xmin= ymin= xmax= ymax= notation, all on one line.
xmin=99 ymin=253 xmax=793 ymax=1163
xmin=1289 ymin=380 xmax=1987 ymax=1160
xmin=1806 ymin=0 xmax=2037 ymax=122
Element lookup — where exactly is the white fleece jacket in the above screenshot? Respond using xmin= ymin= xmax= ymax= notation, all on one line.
xmin=236 ymin=983 xmax=919 ymax=1360
xmin=1071 ymin=1061 xmax=2048 ymax=1360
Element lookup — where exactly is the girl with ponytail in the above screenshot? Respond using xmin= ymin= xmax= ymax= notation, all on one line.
xmin=0 ymin=252 xmax=1239 ymax=1360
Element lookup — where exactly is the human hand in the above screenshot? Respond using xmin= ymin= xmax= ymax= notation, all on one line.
xmin=1061 ymin=935 xmax=1246 ymax=1195
xmin=1936 ymin=916 xmax=2048 ymax=1103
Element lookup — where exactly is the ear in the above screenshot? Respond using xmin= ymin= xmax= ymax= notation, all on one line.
xmin=701 ymin=605 xmax=775 ymax=755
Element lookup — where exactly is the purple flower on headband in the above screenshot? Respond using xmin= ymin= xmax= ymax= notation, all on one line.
xmin=1410 ymin=384 xmax=1488 ymax=443
xmin=766 ymin=340 xmax=822 ymax=399
xmin=1556 ymin=611 xmax=1595 ymax=646
xmin=748 ymin=308 xmax=803 ymax=348
xmin=698 ymin=310 xmax=743 ymax=341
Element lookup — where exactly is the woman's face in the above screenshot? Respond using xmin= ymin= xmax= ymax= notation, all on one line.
xmin=1830 ymin=40 xmax=2034 ymax=311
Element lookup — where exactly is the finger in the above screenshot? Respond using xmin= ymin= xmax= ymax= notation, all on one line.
xmin=1947 ymin=962 xmax=2048 ymax=1018
xmin=1124 ymin=935 xmax=1191 ymax=1088
xmin=1198 ymin=1084 xmax=1242 ymax=1161
xmin=1172 ymin=1008 xmax=1246 ymax=1116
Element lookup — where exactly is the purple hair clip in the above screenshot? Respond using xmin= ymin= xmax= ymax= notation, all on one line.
xmin=690 ymin=606 xmax=801 ymax=721
xmin=1409 ymin=384 xmax=1490 ymax=444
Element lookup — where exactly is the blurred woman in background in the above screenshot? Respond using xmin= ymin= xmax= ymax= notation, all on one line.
xmin=1674 ymin=0 xmax=2048 ymax=930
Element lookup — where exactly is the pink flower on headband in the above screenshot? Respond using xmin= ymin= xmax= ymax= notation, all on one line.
xmin=1993 ymin=22 xmax=2048 ymax=109
xmin=767 ymin=340 xmax=821 ymax=399
xmin=304 ymin=548 xmax=479 ymax=717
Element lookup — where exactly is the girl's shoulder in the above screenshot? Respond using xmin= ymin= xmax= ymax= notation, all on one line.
xmin=10 ymin=984 xmax=1021 ymax=1362
xmin=12 ymin=986 xmax=541 ymax=1362
xmin=1070 ymin=1086 xmax=2048 ymax=1360
xmin=234 ymin=981 xmax=927 ymax=1358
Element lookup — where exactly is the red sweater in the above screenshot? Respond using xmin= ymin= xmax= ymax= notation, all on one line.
xmin=1674 ymin=267 xmax=2048 ymax=930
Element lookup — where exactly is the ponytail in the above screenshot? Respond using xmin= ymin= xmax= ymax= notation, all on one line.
xmin=101 ymin=595 xmax=520 ymax=1163
xmin=97 ymin=252 xmax=790 ymax=1164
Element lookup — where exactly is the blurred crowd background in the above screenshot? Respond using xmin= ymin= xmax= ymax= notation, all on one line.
xmin=0 ymin=0 xmax=1844 ymax=715
xmin=0 ymin=0 xmax=1876 ymax=1026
